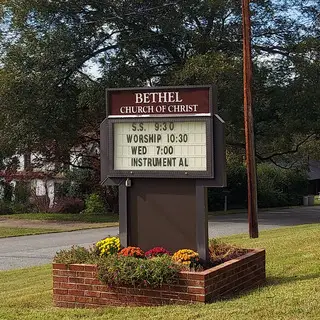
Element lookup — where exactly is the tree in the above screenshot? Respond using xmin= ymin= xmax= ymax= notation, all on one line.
xmin=0 ymin=0 xmax=319 ymax=171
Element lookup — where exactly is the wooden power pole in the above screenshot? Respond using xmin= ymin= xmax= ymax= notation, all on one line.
xmin=242 ymin=0 xmax=259 ymax=238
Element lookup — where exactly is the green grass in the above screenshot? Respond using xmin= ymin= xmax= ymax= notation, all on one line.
xmin=0 ymin=224 xmax=320 ymax=320
xmin=0 ymin=227 xmax=61 ymax=238
xmin=0 ymin=212 xmax=119 ymax=223
xmin=209 ymin=205 xmax=301 ymax=215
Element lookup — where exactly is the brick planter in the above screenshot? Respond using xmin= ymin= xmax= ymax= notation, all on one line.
xmin=53 ymin=248 xmax=265 ymax=308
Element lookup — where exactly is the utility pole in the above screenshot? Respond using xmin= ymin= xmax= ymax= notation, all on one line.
xmin=242 ymin=0 xmax=259 ymax=238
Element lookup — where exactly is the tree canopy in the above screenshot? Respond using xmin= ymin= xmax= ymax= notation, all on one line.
xmin=0 ymin=0 xmax=319 ymax=171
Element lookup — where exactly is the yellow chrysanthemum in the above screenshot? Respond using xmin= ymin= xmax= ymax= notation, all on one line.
xmin=95 ymin=237 xmax=120 ymax=257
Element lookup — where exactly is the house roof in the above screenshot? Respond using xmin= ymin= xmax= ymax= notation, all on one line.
xmin=308 ymin=160 xmax=320 ymax=180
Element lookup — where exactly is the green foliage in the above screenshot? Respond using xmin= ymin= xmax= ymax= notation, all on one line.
xmin=13 ymin=181 xmax=30 ymax=204
xmin=97 ymin=255 xmax=181 ymax=288
xmin=55 ymin=169 xmax=118 ymax=213
xmin=82 ymin=193 xmax=106 ymax=215
xmin=208 ymin=158 xmax=308 ymax=210
xmin=0 ymin=201 xmax=13 ymax=215
xmin=54 ymin=244 xmax=181 ymax=288
xmin=208 ymin=157 xmax=247 ymax=211
xmin=0 ymin=0 xmax=319 ymax=170
xmin=55 ymin=168 xmax=98 ymax=200
xmin=10 ymin=202 xmax=34 ymax=214
xmin=54 ymin=246 xmax=96 ymax=265
xmin=0 ymin=181 xmax=13 ymax=202
xmin=257 ymin=164 xmax=308 ymax=207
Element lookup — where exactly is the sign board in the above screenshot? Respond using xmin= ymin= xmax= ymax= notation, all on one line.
xmin=107 ymin=86 xmax=211 ymax=118
xmin=100 ymin=85 xmax=226 ymax=261
xmin=113 ymin=121 xmax=207 ymax=171
xmin=103 ymin=86 xmax=214 ymax=179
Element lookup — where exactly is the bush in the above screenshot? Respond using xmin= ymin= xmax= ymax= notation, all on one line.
xmin=30 ymin=194 xmax=50 ymax=213
xmin=51 ymin=197 xmax=84 ymax=213
xmin=10 ymin=202 xmax=34 ymax=213
xmin=208 ymin=239 xmax=250 ymax=266
xmin=3 ymin=182 xmax=13 ymax=202
xmin=104 ymin=186 xmax=119 ymax=213
xmin=0 ymin=201 xmax=13 ymax=215
xmin=54 ymin=246 xmax=96 ymax=265
xmin=97 ymin=255 xmax=181 ymax=288
xmin=82 ymin=193 xmax=106 ymax=215
xmin=257 ymin=164 xmax=287 ymax=207
xmin=208 ymin=159 xmax=308 ymax=210
xmin=14 ymin=181 xmax=30 ymax=204
xmin=208 ymin=159 xmax=247 ymax=211
xmin=257 ymin=164 xmax=307 ymax=207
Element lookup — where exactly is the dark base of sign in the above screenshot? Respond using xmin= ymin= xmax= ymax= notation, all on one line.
xmin=119 ymin=178 xmax=209 ymax=261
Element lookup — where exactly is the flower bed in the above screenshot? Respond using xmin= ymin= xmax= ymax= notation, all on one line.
xmin=53 ymin=248 xmax=265 ymax=308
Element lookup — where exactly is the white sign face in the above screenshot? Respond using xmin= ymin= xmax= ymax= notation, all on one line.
xmin=113 ymin=121 xmax=207 ymax=171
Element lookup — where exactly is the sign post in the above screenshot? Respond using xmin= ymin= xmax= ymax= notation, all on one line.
xmin=100 ymin=85 xmax=226 ymax=262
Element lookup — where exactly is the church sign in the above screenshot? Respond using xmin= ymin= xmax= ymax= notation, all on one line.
xmin=104 ymin=86 xmax=214 ymax=179
xmin=100 ymin=85 xmax=226 ymax=261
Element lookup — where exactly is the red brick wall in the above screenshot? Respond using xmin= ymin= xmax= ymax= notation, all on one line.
xmin=53 ymin=249 xmax=265 ymax=308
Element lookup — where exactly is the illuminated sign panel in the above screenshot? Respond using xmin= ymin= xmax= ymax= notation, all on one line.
xmin=114 ymin=121 xmax=207 ymax=171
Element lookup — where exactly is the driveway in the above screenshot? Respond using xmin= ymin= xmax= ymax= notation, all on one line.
xmin=0 ymin=206 xmax=319 ymax=271
xmin=208 ymin=206 xmax=320 ymax=237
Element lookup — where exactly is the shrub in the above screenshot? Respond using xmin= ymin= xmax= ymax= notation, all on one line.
xmin=145 ymin=247 xmax=170 ymax=258
xmin=51 ymin=197 xmax=84 ymax=213
xmin=172 ymin=249 xmax=199 ymax=268
xmin=208 ymin=239 xmax=250 ymax=266
xmin=118 ymin=246 xmax=145 ymax=258
xmin=0 ymin=201 xmax=13 ymax=215
xmin=54 ymin=246 xmax=96 ymax=265
xmin=2 ymin=181 xmax=13 ymax=202
xmin=95 ymin=237 xmax=121 ymax=257
xmin=97 ymin=255 xmax=181 ymax=288
xmin=14 ymin=181 xmax=31 ymax=204
xmin=82 ymin=193 xmax=106 ymax=215
xmin=257 ymin=164 xmax=307 ymax=207
xmin=208 ymin=159 xmax=308 ymax=210
xmin=208 ymin=159 xmax=247 ymax=211
xmin=10 ymin=202 xmax=34 ymax=213
xmin=30 ymin=193 xmax=50 ymax=213
xmin=105 ymin=186 xmax=119 ymax=213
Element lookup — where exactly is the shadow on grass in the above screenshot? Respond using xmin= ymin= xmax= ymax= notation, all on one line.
xmin=266 ymin=273 xmax=320 ymax=286
xmin=214 ymin=273 xmax=320 ymax=303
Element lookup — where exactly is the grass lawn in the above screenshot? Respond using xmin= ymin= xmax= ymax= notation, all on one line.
xmin=0 ymin=212 xmax=119 ymax=223
xmin=0 ymin=227 xmax=62 ymax=238
xmin=0 ymin=224 xmax=319 ymax=320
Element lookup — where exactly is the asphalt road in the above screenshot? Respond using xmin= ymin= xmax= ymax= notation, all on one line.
xmin=1 ymin=206 xmax=319 ymax=271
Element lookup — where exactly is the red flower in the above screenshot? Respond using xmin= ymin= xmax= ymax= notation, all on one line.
xmin=145 ymin=247 xmax=170 ymax=258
